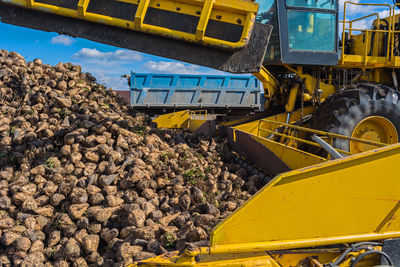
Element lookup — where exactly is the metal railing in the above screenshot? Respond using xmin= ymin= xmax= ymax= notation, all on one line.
xmin=341 ymin=2 xmax=398 ymax=65
xmin=257 ymin=119 xmax=388 ymax=159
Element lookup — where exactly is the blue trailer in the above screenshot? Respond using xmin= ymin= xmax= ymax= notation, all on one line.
xmin=130 ymin=72 xmax=264 ymax=114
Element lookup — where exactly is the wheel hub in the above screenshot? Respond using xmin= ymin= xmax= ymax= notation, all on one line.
xmin=350 ymin=116 xmax=398 ymax=153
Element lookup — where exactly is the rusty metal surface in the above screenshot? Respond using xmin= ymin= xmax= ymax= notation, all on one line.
xmin=0 ymin=4 xmax=272 ymax=73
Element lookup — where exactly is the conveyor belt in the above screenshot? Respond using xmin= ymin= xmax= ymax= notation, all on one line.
xmin=0 ymin=2 xmax=272 ymax=73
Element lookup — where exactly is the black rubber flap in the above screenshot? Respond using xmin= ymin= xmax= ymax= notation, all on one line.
xmin=382 ymin=238 xmax=400 ymax=266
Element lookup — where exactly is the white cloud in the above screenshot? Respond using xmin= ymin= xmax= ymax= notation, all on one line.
xmin=50 ymin=35 xmax=76 ymax=46
xmin=73 ymin=48 xmax=143 ymax=62
xmin=378 ymin=8 xmax=400 ymax=19
xmin=143 ymin=60 xmax=201 ymax=74
xmin=95 ymin=73 xmax=129 ymax=91
xmin=69 ymin=61 xmax=132 ymax=90
xmin=352 ymin=19 xmax=370 ymax=30
xmin=339 ymin=1 xmax=396 ymax=35
xmin=70 ymin=48 xmax=143 ymax=90
xmin=339 ymin=0 xmax=361 ymax=16
xmin=339 ymin=0 xmax=393 ymax=20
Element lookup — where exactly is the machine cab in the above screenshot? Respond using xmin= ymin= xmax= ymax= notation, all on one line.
xmin=256 ymin=0 xmax=338 ymax=65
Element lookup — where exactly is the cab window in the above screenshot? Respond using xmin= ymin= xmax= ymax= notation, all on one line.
xmin=287 ymin=11 xmax=336 ymax=51
xmin=286 ymin=0 xmax=336 ymax=10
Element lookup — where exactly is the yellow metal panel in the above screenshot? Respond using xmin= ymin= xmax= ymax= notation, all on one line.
xmin=375 ymin=200 xmax=400 ymax=233
xmin=232 ymin=119 xmax=260 ymax=135
xmin=210 ymin=143 xmax=400 ymax=252
xmin=152 ymin=110 xmax=190 ymax=128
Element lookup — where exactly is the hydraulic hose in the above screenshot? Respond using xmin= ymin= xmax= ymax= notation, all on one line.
xmin=330 ymin=242 xmax=384 ymax=266
xmin=349 ymin=250 xmax=393 ymax=267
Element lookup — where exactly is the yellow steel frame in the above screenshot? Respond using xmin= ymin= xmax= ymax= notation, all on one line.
xmin=4 ymin=0 xmax=258 ymax=49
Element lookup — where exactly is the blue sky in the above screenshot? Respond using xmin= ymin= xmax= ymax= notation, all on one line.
xmin=0 ymin=0 xmax=393 ymax=91
xmin=0 ymin=22 xmax=223 ymax=91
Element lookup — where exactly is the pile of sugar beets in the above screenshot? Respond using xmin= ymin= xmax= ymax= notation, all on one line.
xmin=0 ymin=49 xmax=270 ymax=266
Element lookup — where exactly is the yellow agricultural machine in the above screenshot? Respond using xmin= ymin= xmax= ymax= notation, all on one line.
xmin=2 ymin=0 xmax=400 ymax=265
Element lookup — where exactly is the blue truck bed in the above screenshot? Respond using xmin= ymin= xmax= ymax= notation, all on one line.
xmin=130 ymin=72 xmax=264 ymax=113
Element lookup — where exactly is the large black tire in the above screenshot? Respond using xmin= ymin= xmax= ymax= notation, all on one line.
xmin=312 ymin=83 xmax=400 ymax=152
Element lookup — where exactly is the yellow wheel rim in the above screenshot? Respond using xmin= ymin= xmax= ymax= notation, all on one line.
xmin=350 ymin=116 xmax=398 ymax=153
